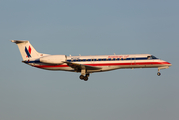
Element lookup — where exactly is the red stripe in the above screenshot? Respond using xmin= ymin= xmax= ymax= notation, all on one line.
xmin=28 ymin=46 xmax=31 ymax=54
xmin=33 ymin=62 xmax=170 ymax=68
xmin=33 ymin=64 xmax=68 ymax=68
xmin=86 ymin=62 xmax=170 ymax=66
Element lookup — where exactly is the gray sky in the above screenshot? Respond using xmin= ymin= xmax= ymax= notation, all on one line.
xmin=0 ymin=0 xmax=179 ymax=120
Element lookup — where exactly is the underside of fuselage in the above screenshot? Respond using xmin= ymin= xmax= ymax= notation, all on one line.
xmin=27 ymin=61 xmax=171 ymax=73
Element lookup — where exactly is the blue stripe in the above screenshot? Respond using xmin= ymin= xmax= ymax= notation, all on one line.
xmin=26 ymin=57 xmax=158 ymax=63
xmin=25 ymin=59 xmax=41 ymax=63
xmin=25 ymin=47 xmax=31 ymax=58
xmin=66 ymin=57 xmax=158 ymax=62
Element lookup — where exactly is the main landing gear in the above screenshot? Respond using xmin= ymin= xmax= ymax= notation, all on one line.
xmin=79 ymin=74 xmax=90 ymax=81
xmin=79 ymin=68 xmax=90 ymax=81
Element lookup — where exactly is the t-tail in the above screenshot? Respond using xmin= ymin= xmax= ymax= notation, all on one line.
xmin=11 ymin=40 xmax=42 ymax=60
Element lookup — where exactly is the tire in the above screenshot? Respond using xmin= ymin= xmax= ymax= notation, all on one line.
xmin=79 ymin=75 xmax=84 ymax=80
xmin=157 ymin=72 xmax=161 ymax=76
xmin=83 ymin=76 xmax=88 ymax=81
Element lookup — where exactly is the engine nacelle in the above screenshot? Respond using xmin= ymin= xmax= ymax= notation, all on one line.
xmin=40 ymin=55 xmax=67 ymax=64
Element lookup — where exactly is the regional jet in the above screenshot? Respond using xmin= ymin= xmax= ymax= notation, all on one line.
xmin=11 ymin=40 xmax=172 ymax=81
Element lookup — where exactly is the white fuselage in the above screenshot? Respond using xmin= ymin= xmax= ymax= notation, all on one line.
xmin=12 ymin=40 xmax=172 ymax=80
xmin=26 ymin=54 xmax=171 ymax=74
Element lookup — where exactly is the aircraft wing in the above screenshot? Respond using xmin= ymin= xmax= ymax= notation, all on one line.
xmin=65 ymin=62 xmax=101 ymax=70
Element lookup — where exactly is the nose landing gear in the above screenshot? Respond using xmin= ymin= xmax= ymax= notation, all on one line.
xmin=157 ymin=66 xmax=170 ymax=76
xmin=157 ymin=72 xmax=161 ymax=76
xmin=157 ymin=68 xmax=161 ymax=76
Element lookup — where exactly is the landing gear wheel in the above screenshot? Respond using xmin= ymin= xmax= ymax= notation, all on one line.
xmin=79 ymin=75 xmax=84 ymax=80
xmin=157 ymin=72 xmax=161 ymax=76
xmin=83 ymin=76 xmax=88 ymax=81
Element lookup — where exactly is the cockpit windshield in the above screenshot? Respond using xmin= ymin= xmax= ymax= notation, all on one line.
xmin=151 ymin=55 xmax=158 ymax=59
xmin=147 ymin=55 xmax=158 ymax=59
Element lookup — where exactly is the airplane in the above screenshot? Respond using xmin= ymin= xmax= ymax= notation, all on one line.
xmin=11 ymin=40 xmax=172 ymax=81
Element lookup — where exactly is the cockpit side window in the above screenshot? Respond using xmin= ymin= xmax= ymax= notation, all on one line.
xmin=147 ymin=55 xmax=158 ymax=59
xmin=147 ymin=56 xmax=151 ymax=59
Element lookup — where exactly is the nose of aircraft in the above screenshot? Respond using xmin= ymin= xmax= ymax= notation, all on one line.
xmin=167 ymin=62 xmax=172 ymax=66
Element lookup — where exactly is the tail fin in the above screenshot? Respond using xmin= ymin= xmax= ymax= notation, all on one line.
xmin=11 ymin=40 xmax=42 ymax=60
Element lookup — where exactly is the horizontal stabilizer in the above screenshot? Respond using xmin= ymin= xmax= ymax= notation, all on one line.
xmin=11 ymin=40 xmax=28 ymax=44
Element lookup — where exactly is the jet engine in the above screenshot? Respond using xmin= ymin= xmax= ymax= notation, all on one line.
xmin=40 ymin=55 xmax=67 ymax=64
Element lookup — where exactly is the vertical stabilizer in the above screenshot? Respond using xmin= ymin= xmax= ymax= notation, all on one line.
xmin=11 ymin=40 xmax=41 ymax=60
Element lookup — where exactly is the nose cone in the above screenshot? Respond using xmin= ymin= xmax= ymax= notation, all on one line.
xmin=167 ymin=62 xmax=172 ymax=67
